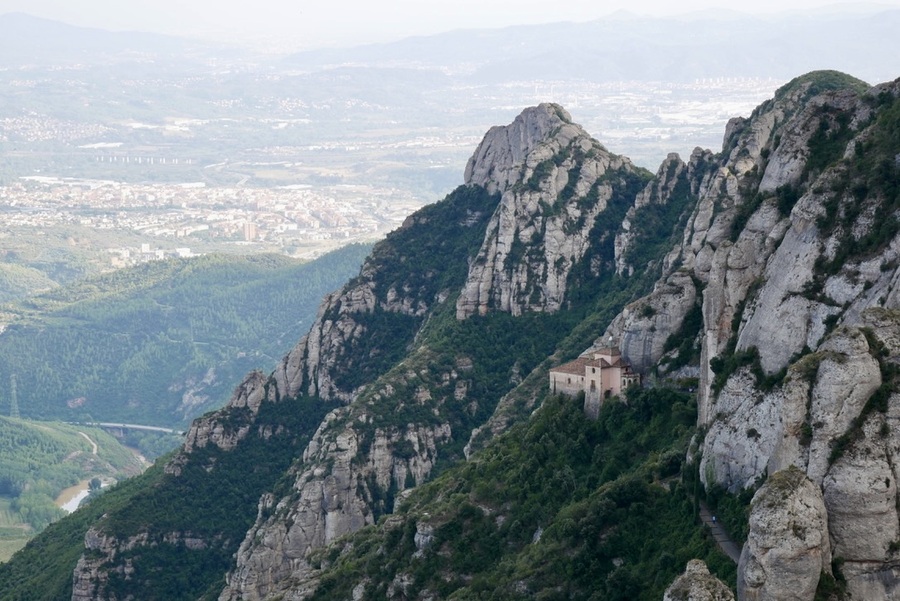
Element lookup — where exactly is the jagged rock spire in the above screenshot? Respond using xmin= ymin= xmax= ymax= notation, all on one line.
xmin=465 ymin=103 xmax=574 ymax=195
xmin=457 ymin=104 xmax=643 ymax=319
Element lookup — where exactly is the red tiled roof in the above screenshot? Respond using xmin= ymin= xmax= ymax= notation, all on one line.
xmin=552 ymin=356 xmax=622 ymax=375
xmin=550 ymin=357 xmax=593 ymax=375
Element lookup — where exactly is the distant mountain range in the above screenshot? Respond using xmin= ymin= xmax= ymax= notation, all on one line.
xmin=281 ymin=9 xmax=900 ymax=84
xmin=0 ymin=12 xmax=233 ymax=66
xmin=3 ymin=8 xmax=900 ymax=84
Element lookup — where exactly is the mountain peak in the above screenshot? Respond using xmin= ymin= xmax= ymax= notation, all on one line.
xmin=456 ymin=104 xmax=646 ymax=320
xmin=774 ymin=69 xmax=869 ymax=103
xmin=464 ymin=103 xmax=581 ymax=195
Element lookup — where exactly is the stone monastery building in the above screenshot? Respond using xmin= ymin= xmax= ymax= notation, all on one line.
xmin=549 ymin=345 xmax=640 ymax=404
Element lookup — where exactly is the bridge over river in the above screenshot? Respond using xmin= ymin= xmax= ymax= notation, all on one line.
xmin=67 ymin=421 xmax=185 ymax=435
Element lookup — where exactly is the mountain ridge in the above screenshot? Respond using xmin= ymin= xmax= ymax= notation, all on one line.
xmin=280 ymin=14 xmax=900 ymax=84
xmin=0 ymin=246 xmax=370 ymax=429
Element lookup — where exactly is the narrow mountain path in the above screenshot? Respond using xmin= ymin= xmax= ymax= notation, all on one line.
xmin=77 ymin=431 xmax=98 ymax=455
xmin=699 ymin=502 xmax=742 ymax=564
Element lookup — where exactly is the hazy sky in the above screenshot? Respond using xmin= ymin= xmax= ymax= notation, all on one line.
xmin=3 ymin=0 xmax=900 ymax=50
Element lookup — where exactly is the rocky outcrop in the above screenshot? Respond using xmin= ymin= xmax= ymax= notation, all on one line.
xmin=700 ymin=326 xmax=882 ymax=492
xmin=580 ymin=73 xmax=900 ymax=599
xmin=456 ymin=103 xmax=647 ymax=319
xmin=71 ymin=528 xmax=117 ymax=601
xmin=63 ymin=75 xmax=900 ymax=601
xmin=684 ymin=77 xmax=900 ymax=599
xmin=664 ymin=559 xmax=735 ymax=601
xmin=219 ymin=404 xmax=452 ymax=601
xmin=804 ymin=328 xmax=882 ymax=484
xmin=738 ymin=467 xmax=831 ymax=601
xmin=608 ymin=75 xmax=878 ymax=421
xmin=823 ymin=407 xmax=900 ymax=600
xmin=699 ymin=368 xmax=782 ymax=491
xmin=702 ymin=315 xmax=900 ymax=599
xmin=464 ymin=102 xmax=574 ymax=196
xmin=217 ymin=103 xmax=664 ymax=601
xmin=165 ymin=370 xmax=269 ymax=476
xmin=595 ymin=73 xmax=896 ymax=423
xmin=272 ymin=285 xmax=374 ymax=405
xmin=71 ymin=528 xmax=214 ymax=601
xmin=604 ymin=269 xmax=699 ymax=373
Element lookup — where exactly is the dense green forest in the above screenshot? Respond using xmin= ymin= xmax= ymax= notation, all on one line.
xmin=0 ymin=263 xmax=57 ymax=305
xmin=0 ymin=417 xmax=144 ymax=561
xmin=0 ymin=244 xmax=370 ymax=427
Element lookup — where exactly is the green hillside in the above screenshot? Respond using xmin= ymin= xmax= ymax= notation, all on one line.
xmin=0 ymin=395 xmax=331 ymax=598
xmin=0 ymin=263 xmax=57 ymax=305
xmin=0 ymin=417 xmax=144 ymax=562
xmin=0 ymin=244 xmax=370 ymax=428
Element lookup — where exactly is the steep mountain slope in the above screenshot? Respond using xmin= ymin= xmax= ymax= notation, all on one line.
xmin=254 ymin=71 xmax=900 ymax=600
xmin=0 ymin=103 xmax=681 ymax=600
xmin=303 ymin=390 xmax=728 ymax=601
xmin=219 ymin=104 xmax=661 ymax=601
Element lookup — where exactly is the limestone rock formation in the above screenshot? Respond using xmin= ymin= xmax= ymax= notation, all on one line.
xmin=165 ymin=370 xmax=269 ymax=476
xmin=604 ymin=269 xmax=700 ymax=373
xmin=700 ymin=326 xmax=882 ymax=492
xmin=699 ymin=368 xmax=781 ymax=491
xmin=218 ymin=103 xmax=660 ymax=601
xmin=59 ymin=74 xmax=900 ymax=601
xmin=272 ymin=283 xmax=375 ymax=404
xmin=664 ymin=559 xmax=735 ymax=601
xmin=71 ymin=528 xmax=211 ymax=601
xmin=738 ymin=467 xmax=831 ymax=601
xmin=456 ymin=103 xmax=646 ymax=319
xmin=823 ymin=409 xmax=900 ymax=601
xmin=599 ymin=72 xmax=900 ymax=599
xmin=219 ymin=403 xmax=452 ymax=601
xmin=464 ymin=102 xmax=574 ymax=196
xmin=70 ymin=528 xmax=118 ymax=601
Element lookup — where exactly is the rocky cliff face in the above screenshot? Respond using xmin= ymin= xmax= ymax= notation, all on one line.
xmin=71 ymin=528 xmax=212 ymax=601
xmin=57 ymin=72 xmax=900 ymax=601
xmin=456 ymin=103 xmax=649 ymax=319
xmin=166 ymin=370 xmax=270 ymax=476
xmin=219 ymin=402 xmax=452 ymax=601
xmin=59 ymin=101 xmax=652 ymax=601
xmin=268 ymin=183 xmax=499 ymax=406
xmin=737 ymin=467 xmax=831 ymax=601
xmin=218 ymin=76 xmax=900 ymax=600
xmin=608 ymin=72 xmax=900 ymax=599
